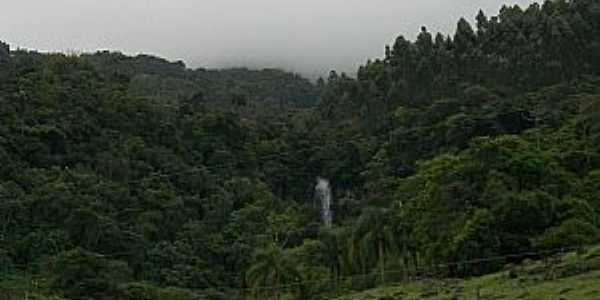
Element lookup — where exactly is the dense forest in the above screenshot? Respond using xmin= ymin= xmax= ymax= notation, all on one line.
xmin=1 ymin=0 xmax=600 ymax=299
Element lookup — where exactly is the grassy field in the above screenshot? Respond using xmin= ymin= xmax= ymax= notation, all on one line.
xmin=334 ymin=246 xmax=600 ymax=300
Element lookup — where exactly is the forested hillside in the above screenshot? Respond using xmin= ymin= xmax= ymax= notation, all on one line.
xmin=83 ymin=51 xmax=319 ymax=109
xmin=1 ymin=0 xmax=600 ymax=299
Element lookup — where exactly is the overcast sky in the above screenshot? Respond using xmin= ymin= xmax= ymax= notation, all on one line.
xmin=1 ymin=0 xmax=534 ymax=77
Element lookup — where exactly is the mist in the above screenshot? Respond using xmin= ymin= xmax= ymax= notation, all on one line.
xmin=1 ymin=0 xmax=534 ymax=78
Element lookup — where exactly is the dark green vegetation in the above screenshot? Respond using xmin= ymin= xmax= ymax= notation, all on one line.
xmin=1 ymin=0 xmax=600 ymax=299
xmin=83 ymin=51 xmax=319 ymax=109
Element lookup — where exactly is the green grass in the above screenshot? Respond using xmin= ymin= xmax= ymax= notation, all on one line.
xmin=334 ymin=246 xmax=600 ymax=300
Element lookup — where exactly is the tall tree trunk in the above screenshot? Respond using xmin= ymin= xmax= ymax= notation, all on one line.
xmin=585 ymin=140 xmax=591 ymax=170
xmin=379 ymin=238 xmax=385 ymax=283
xmin=330 ymin=265 xmax=335 ymax=290
xmin=274 ymin=271 xmax=280 ymax=300
xmin=361 ymin=255 xmax=367 ymax=280
xmin=336 ymin=259 xmax=341 ymax=292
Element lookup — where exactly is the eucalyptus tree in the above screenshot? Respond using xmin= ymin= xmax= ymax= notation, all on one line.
xmin=578 ymin=95 xmax=600 ymax=168
xmin=0 ymin=41 xmax=8 ymax=64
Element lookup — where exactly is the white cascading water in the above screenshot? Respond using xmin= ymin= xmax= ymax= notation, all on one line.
xmin=315 ymin=177 xmax=332 ymax=227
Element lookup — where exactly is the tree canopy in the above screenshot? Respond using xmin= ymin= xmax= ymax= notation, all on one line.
xmin=1 ymin=0 xmax=600 ymax=299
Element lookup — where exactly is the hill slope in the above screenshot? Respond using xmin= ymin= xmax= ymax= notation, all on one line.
xmin=83 ymin=51 xmax=319 ymax=108
xmin=335 ymin=245 xmax=600 ymax=300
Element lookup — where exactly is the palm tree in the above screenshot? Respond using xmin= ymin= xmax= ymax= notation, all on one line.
xmin=246 ymin=243 xmax=299 ymax=300
xmin=352 ymin=207 xmax=396 ymax=283
xmin=318 ymin=227 xmax=348 ymax=292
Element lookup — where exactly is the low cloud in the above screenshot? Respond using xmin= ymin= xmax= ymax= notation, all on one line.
xmin=1 ymin=0 xmax=534 ymax=77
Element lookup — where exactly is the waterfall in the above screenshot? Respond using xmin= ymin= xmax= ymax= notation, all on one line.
xmin=315 ymin=177 xmax=332 ymax=227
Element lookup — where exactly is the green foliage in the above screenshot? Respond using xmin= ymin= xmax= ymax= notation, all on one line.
xmin=2 ymin=1 xmax=600 ymax=298
xmin=352 ymin=207 xmax=396 ymax=282
xmin=52 ymin=249 xmax=133 ymax=300
xmin=247 ymin=243 xmax=300 ymax=300
xmin=83 ymin=51 xmax=319 ymax=108
xmin=535 ymin=218 xmax=598 ymax=250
